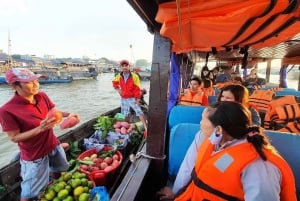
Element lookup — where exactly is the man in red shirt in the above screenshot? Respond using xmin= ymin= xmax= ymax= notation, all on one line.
xmin=0 ymin=68 xmax=80 ymax=201
xmin=112 ymin=59 xmax=147 ymax=130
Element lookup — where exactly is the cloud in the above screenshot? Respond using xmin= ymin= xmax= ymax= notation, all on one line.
xmin=0 ymin=0 xmax=32 ymax=16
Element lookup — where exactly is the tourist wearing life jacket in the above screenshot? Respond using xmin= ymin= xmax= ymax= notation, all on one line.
xmin=218 ymin=84 xmax=261 ymax=126
xmin=157 ymin=102 xmax=296 ymax=201
xmin=179 ymin=77 xmax=208 ymax=106
xmin=202 ymin=79 xmax=215 ymax=96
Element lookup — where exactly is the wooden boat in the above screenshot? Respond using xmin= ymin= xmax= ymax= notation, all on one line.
xmin=0 ymin=107 xmax=146 ymax=201
xmin=0 ymin=76 xmax=6 ymax=84
xmin=0 ymin=76 xmax=72 ymax=84
xmin=1 ymin=1 xmax=300 ymax=200
xmin=31 ymin=66 xmax=98 ymax=81
xmin=38 ymin=77 xmax=73 ymax=84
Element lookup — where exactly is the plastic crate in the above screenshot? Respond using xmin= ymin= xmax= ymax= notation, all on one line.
xmin=77 ymin=146 xmax=123 ymax=187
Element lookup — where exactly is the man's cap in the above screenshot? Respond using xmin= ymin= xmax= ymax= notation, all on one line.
xmin=120 ymin=59 xmax=129 ymax=65
xmin=5 ymin=68 xmax=43 ymax=84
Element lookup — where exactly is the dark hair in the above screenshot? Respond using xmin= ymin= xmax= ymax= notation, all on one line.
xmin=203 ymin=79 xmax=212 ymax=88
xmin=190 ymin=77 xmax=201 ymax=85
xmin=217 ymin=84 xmax=249 ymax=105
xmin=13 ymin=81 xmax=21 ymax=86
xmin=200 ymin=66 xmax=210 ymax=79
xmin=207 ymin=101 xmax=269 ymax=160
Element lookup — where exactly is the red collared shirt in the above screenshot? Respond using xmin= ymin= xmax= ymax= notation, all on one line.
xmin=0 ymin=91 xmax=59 ymax=161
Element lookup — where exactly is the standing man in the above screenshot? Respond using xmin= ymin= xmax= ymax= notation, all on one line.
xmin=0 ymin=68 xmax=80 ymax=201
xmin=112 ymin=59 xmax=147 ymax=130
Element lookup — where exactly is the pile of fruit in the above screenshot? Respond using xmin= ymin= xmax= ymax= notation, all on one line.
xmin=40 ymin=171 xmax=93 ymax=201
xmin=78 ymin=148 xmax=122 ymax=175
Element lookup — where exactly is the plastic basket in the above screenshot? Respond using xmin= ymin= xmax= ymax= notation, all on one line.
xmin=77 ymin=146 xmax=123 ymax=187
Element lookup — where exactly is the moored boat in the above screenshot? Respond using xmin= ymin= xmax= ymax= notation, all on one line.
xmin=0 ymin=76 xmax=6 ymax=84
xmin=38 ymin=76 xmax=73 ymax=84
xmin=0 ymin=75 xmax=73 ymax=84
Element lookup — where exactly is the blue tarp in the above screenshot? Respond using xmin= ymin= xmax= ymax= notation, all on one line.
xmin=167 ymin=53 xmax=180 ymax=116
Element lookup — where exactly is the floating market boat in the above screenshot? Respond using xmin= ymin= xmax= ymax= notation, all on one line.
xmin=1 ymin=0 xmax=300 ymax=201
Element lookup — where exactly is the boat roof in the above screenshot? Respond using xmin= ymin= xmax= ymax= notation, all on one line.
xmin=127 ymin=0 xmax=300 ymax=64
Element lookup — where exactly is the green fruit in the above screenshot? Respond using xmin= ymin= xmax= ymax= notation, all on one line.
xmin=83 ymin=186 xmax=89 ymax=193
xmin=44 ymin=189 xmax=56 ymax=200
xmin=80 ymin=178 xmax=88 ymax=186
xmin=65 ymin=185 xmax=72 ymax=192
xmin=62 ymin=195 xmax=73 ymax=201
xmin=63 ymin=173 xmax=72 ymax=181
xmin=73 ymin=186 xmax=84 ymax=196
xmin=78 ymin=193 xmax=89 ymax=201
xmin=87 ymin=181 xmax=94 ymax=188
xmin=53 ymin=197 xmax=61 ymax=201
xmin=54 ymin=182 xmax=65 ymax=193
xmin=71 ymin=178 xmax=81 ymax=188
xmin=57 ymin=189 xmax=69 ymax=200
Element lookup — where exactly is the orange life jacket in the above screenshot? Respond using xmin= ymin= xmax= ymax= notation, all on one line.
xmin=249 ymin=90 xmax=275 ymax=113
xmin=267 ymin=87 xmax=283 ymax=92
xmin=264 ymin=96 xmax=298 ymax=131
xmin=175 ymin=139 xmax=296 ymax=201
xmin=179 ymin=89 xmax=208 ymax=106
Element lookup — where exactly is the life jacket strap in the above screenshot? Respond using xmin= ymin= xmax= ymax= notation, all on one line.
xmin=191 ymin=169 xmax=240 ymax=201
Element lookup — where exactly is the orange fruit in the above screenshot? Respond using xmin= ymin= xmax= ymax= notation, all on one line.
xmin=47 ymin=108 xmax=63 ymax=124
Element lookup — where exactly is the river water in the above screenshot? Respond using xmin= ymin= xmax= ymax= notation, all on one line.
xmin=0 ymin=73 xmax=150 ymax=168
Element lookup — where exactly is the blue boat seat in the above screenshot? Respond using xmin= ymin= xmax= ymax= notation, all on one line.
xmin=168 ymin=105 xmax=206 ymax=130
xmin=275 ymin=90 xmax=300 ymax=97
xmin=265 ymin=130 xmax=300 ymax=198
xmin=168 ymin=123 xmax=199 ymax=179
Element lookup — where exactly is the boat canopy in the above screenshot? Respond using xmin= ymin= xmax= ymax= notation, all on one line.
xmin=156 ymin=0 xmax=300 ymax=53
xmin=128 ymin=0 xmax=300 ymax=63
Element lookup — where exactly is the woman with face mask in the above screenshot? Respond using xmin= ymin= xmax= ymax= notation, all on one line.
xmin=157 ymin=102 xmax=296 ymax=201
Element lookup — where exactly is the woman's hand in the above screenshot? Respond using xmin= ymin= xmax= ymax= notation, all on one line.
xmin=156 ymin=186 xmax=175 ymax=200
xmin=68 ymin=113 xmax=80 ymax=121
xmin=38 ymin=117 xmax=57 ymax=132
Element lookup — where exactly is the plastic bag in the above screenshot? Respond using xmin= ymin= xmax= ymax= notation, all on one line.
xmin=106 ymin=131 xmax=129 ymax=147
xmin=89 ymin=186 xmax=110 ymax=201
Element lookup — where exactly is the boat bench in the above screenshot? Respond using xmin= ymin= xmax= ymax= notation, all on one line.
xmin=265 ymin=130 xmax=300 ymax=198
xmin=168 ymin=123 xmax=199 ymax=180
xmin=167 ymin=105 xmax=205 ymax=180
xmin=168 ymin=105 xmax=206 ymax=131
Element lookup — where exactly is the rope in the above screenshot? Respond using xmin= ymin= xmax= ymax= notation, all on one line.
xmin=116 ymin=151 xmax=166 ymax=200
xmin=175 ymin=0 xmax=183 ymax=50
xmin=130 ymin=151 xmax=166 ymax=162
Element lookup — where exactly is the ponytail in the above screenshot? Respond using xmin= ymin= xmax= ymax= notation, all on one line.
xmin=246 ymin=126 xmax=268 ymax=160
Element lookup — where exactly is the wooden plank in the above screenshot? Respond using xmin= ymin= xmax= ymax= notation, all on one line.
xmin=147 ymin=31 xmax=171 ymax=158
xmin=110 ymin=143 xmax=150 ymax=201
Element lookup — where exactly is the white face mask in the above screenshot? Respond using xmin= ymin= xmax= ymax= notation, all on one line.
xmin=209 ymin=128 xmax=223 ymax=145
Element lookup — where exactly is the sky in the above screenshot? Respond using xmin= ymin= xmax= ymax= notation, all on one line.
xmin=0 ymin=0 xmax=154 ymax=62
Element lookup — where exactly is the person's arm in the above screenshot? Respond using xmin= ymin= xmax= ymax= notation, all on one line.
xmin=172 ymin=130 xmax=205 ymax=194
xmin=5 ymin=117 xmax=57 ymax=143
xmin=242 ymin=159 xmax=281 ymax=201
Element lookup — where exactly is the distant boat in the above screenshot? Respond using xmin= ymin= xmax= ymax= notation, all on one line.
xmin=31 ymin=66 xmax=98 ymax=80
xmin=38 ymin=76 xmax=73 ymax=84
xmin=0 ymin=76 xmax=6 ymax=84
xmin=0 ymin=75 xmax=73 ymax=84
